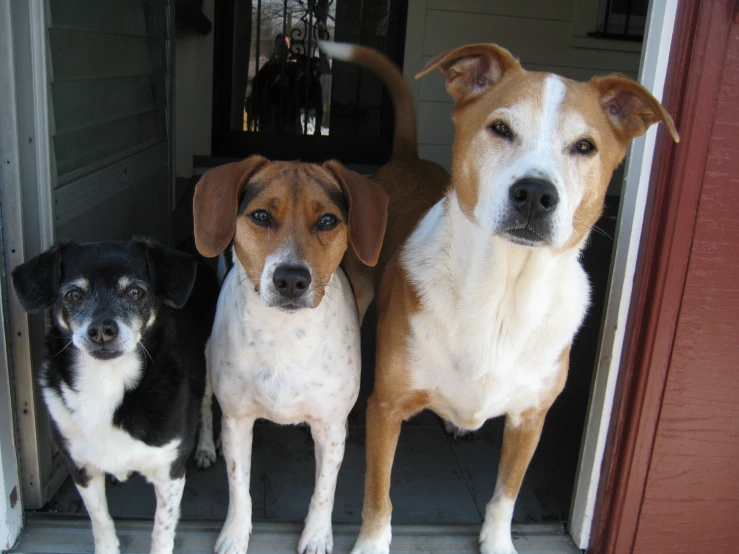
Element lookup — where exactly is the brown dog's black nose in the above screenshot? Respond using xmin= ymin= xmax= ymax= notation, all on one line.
xmin=88 ymin=320 xmax=119 ymax=344
xmin=273 ymin=265 xmax=311 ymax=299
xmin=509 ymin=178 xmax=559 ymax=218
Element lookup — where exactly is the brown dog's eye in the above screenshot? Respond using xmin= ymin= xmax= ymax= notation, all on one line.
xmin=250 ymin=210 xmax=272 ymax=227
xmin=316 ymin=214 xmax=339 ymax=231
xmin=64 ymin=289 xmax=83 ymax=302
xmin=490 ymin=121 xmax=513 ymax=140
xmin=127 ymin=286 xmax=145 ymax=300
xmin=573 ymin=139 xmax=596 ymax=155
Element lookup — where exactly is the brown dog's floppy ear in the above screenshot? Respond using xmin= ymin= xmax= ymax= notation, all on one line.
xmin=590 ymin=74 xmax=680 ymax=144
xmin=415 ymin=43 xmax=522 ymax=103
xmin=323 ymin=161 xmax=388 ymax=267
xmin=193 ymin=155 xmax=269 ymax=258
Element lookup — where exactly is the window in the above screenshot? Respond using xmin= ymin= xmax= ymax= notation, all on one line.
xmin=589 ymin=0 xmax=648 ymax=42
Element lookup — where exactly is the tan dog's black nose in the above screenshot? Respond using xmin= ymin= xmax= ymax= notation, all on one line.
xmin=273 ymin=265 xmax=311 ymax=299
xmin=88 ymin=320 xmax=119 ymax=344
xmin=509 ymin=178 xmax=559 ymax=219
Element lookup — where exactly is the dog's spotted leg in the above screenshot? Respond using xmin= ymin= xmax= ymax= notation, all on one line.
xmin=195 ymin=342 xmax=217 ymax=469
xmin=74 ymin=467 xmax=120 ymax=554
xmin=299 ymin=421 xmax=347 ymax=554
xmin=480 ymin=410 xmax=547 ymax=554
xmin=150 ymin=474 xmax=186 ymax=554
xmin=215 ymin=415 xmax=256 ymax=554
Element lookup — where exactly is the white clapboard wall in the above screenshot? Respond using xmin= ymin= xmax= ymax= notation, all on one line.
xmin=402 ymin=0 xmax=642 ymax=179
xmin=48 ymin=0 xmax=173 ymax=244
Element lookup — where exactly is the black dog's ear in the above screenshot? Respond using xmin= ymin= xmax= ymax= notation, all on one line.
xmin=137 ymin=238 xmax=198 ymax=309
xmin=12 ymin=244 xmax=66 ymax=314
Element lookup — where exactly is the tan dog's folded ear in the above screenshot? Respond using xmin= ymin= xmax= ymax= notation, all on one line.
xmin=415 ymin=43 xmax=522 ymax=103
xmin=193 ymin=155 xmax=269 ymax=258
xmin=324 ymin=161 xmax=389 ymax=267
xmin=590 ymin=74 xmax=680 ymax=143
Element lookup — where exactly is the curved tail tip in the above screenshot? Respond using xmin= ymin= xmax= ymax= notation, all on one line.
xmin=318 ymin=40 xmax=354 ymax=60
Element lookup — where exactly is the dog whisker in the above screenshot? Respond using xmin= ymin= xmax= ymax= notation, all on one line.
xmin=138 ymin=342 xmax=155 ymax=365
xmin=52 ymin=340 xmax=74 ymax=357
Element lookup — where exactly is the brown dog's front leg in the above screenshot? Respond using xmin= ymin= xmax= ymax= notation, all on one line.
xmin=352 ymin=394 xmax=403 ymax=554
xmin=480 ymin=410 xmax=548 ymax=554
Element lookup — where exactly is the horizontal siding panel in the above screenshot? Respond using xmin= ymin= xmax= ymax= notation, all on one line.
xmin=418 ymin=101 xmax=454 ymax=146
xmin=425 ymin=0 xmax=573 ymax=21
xmin=49 ymin=0 xmax=168 ymax=38
xmin=55 ymin=111 xmax=166 ymax=179
xmin=49 ymin=29 xmax=166 ymax=81
xmin=56 ymin=168 xmax=169 ymax=244
xmin=419 ymin=57 xmax=639 ymax=103
xmin=422 ymin=11 xmax=640 ymax=71
xmin=419 ymin=144 xmax=452 ymax=173
xmin=55 ymin=143 xmax=168 ymax=225
xmin=52 ymin=75 xmax=164 ymax=134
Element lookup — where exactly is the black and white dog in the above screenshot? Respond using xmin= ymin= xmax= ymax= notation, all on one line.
xmin=12 ymin=238 xmax=219 ymax=554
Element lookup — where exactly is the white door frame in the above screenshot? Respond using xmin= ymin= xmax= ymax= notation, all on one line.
xmin=569 ymin=0 xmax=679 ymax=549
xmin=0 ymin=0 xmax=58 ymax=514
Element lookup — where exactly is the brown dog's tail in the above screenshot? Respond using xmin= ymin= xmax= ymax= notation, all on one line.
xmin=319 ymin=41 xmax=417 ymax=160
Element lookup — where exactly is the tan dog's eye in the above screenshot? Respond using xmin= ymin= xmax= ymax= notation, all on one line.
xmin=489 ymin=121 xmax=513 ymax=140
xmin=573 ymin=139 xmax=597 ymax=155
xmin=250 ymin=210 xmax=272 ymax=227
xmin=316 ymin=214 xmax=339 ymax=231
xmin=64 ymin=289 xmax=83 ymax=302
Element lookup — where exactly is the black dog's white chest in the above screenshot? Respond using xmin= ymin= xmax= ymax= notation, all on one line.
xmin=42 ymin=353 xmax=181 ymax=481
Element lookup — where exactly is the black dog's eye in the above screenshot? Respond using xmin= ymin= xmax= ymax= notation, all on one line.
xmin=573 ymin=139 xmax=596 ymax=155
xmin=490 ymin=121 xmax=513 ymax=140
xmin=316 ymin=214 xmax=339 ymax=230
xmin=251 ymin=210 xmax=272 ymax=227
xmin=126 ymin=286 xmax=145 ymax=300
xmin=64 ymin=289 xmax=83 ymax=302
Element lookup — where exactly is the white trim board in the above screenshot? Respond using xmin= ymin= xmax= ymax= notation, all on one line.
xmin=569 ymin=0 xmax=680 ymax=549
xmin=11 ymin=518 xmax=580 ymax=554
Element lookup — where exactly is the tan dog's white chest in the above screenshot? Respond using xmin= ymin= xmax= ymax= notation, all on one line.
xmin=403 ymin=198 xmax=590 ymax=429
xmin=209 ymin=262 xmax=361 ymax=426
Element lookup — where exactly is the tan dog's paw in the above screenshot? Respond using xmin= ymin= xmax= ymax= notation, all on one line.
xmin=298 ymin=515 xmax=333 ymax=554
xmin=214 ymin=519 xmax=251 ymax=554
xmin=479 ymin=524 xmax=517 ymax=554
xmin=350 ymin=524 xmax=391 ymax=554
xmin=92 ymin=529 xmax=120 ymax=554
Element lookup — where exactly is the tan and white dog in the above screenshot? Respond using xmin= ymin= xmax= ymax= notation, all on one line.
xmin=193 ymin=159 xmax=388 ymax=554
xmin=319 ymin=42 xmax=679 ymax=554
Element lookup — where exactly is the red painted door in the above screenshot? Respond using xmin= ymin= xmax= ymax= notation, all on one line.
xmin=632 ymin=13 xmax=739 ymax=554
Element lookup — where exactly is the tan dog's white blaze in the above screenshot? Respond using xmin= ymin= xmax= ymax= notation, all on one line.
xmin=193 ymin=158 xmax=388 ymax=554
xmin=320 ymin=42 xmax=678 ymax=554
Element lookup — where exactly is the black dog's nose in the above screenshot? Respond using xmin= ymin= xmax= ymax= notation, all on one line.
xmin=509 ymin=178 xmax=559 ymax=218
xmin=88 ymin=320 xmax=119 ymax=344
xmin=273 ymin=265 xmax=311 ymax=299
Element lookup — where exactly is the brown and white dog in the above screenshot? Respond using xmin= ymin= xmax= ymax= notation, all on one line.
xmin=319 ymin=41 xmax=679 ymax=554
xmin=193 ymin=159 xmax=387 ymax=554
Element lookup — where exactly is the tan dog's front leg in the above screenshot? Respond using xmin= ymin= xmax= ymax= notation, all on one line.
xmin=299 ymin=421 xmax=348 ymax=554
xmin=480 ymin=410 xmax=547 ymax=554
xmin=351 ymin=394 xmax=405 ymax=554
xmin=215 ymin=415 xmax=256 ymax=554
